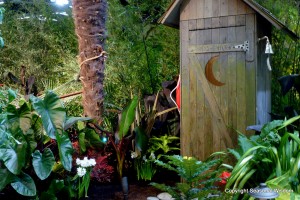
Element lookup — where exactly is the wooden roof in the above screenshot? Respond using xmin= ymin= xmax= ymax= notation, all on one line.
xmin=159 ymin=0 xmax=299 ymax=40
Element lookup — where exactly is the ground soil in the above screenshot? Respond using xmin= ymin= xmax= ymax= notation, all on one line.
xmin=114 ymin=184 xmax=162 ymax=200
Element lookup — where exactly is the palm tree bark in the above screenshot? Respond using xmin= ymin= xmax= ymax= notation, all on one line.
xmin=72 ymin=0 xmax=107 ymax=123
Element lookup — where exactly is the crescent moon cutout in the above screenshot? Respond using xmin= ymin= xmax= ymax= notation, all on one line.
xmin=205 ymin=55 xmax=225 ymax=86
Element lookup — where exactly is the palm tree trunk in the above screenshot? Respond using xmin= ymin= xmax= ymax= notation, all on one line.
xmin=72 ymin=0 xmax=107 ymax=124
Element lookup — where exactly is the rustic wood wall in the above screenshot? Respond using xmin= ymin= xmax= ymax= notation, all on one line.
xmin=179 ymin=0 xmax=262 ymax=160
xmin=256 ymin=15 xmax=272 ymax=125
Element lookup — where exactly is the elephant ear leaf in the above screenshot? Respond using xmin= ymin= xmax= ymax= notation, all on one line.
xmin=30 ymin=91 xmax=66 ymax=139
xmin=0 ymin=168 xmax=16 ymax=190
xmin=11 ymin=172 xmax=36 ymax=196
xmin=64 ymin=116 xmax=91 ymax=130
xmin=7 ymin=103 xmax=32 ymax=133
xmin=278 ymin=75 xmax=298 ymax=96
xmin=293 ymin=75 xmax=300 ymax=94
xmin=118 ymin=96 xmax=138 ymax=139
xmin=0 ymin=141 xmax=27 ymax=175
xmin=56 ymin=132 xmax=73 ymax=171
xmin=32 ymin=148 xmax=55 ymax=180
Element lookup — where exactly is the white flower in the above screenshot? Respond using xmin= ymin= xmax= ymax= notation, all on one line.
xmin=80 ymin=157 xmax=88 ymax=167
xmin=77 ymin=167 xmax=86 ymax=177
xmin=88 ymin=158 xmax=96 ymax=167
xmin=76 ymin=158 xmax=81 ymax=166
xmin=143 ymin=155 xmax=147 ymax=161
xmin=149 ymin=152 xmax=156 ymax=160
xmin=76 ymin=157 xmax=97 ymax=168
xmin=131 ymin=151 xmax=138 ymax=159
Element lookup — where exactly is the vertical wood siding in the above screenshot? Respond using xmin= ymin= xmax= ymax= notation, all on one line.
xmin=180 ymin=0 xmax=258 ymax=160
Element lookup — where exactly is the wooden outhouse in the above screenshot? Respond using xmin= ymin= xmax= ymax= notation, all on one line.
xmin=160 ymin=0 xmax=299 ymax=160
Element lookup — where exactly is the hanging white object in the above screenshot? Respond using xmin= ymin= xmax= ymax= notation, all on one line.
xmin=258 ymin=36 xmax=274 ymax=71
xmin=267 ymin=56 xmax=272 ymax=71
xmin=265 ymin=38 xmax=273 ymax=71
xmin=265 ymin=39 xmax=274 ymax=54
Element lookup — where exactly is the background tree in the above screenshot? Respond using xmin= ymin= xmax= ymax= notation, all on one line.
xmin=105 ymin=0 xmax=179 ymax=107
xmin=0 ymin=1 xmax=78 ymax=93
xmin=72 ymin=0 xmax=107 ymax=124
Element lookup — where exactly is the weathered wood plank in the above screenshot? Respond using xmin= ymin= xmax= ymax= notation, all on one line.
xmin=204 ymin=0 xmax=213 ymax=18
xmin=245 ymin=1 xmax=255 ymax=14
xmin=197 ymin=18 xmax=205 ymax=29
xmin=246 ymin=14 xmax=255 ymax=62
xmin=189 ymin=19 xmax=197 ymax=31
xmin=212 ymin=0 xmax=220 ymax=17
xmin=220 ymin=16 xmax=228 ymax=27
xmin=220 ymin=0 xmax=228 ymax=16
xmin=203 ymin=25 xmax=213 ymax=158
xmin=211 ymin=28 xmax=221 ymax=151
xmin=189 ymin=0 xmax=198 ymax=20
xmin=180 ymin=20 xmax=190 ymax=156
xmin=204 ymin=18 xmax=212 ymax=29
xmin=189 ymin=26 xmax=197 ymax=156
xmin=180 ymin=0 xmax=190 ymax=21
xmin=256 ymin=15 xmax=272 ymax=126
xmin=236 ymin=15 xmax=246 ymax=26
xmin=219 ymin=27 xmax=229 ymax=150
xmin=228 ymin=16 xmax=236 ymax=27
xmin=196 ymin=29 xmax=205 ymax=160
xmin=212 ymin=17 xmax=220 ymax=29
xmin=236 ymin=25 xmax=247 ymax=138
xmin=228 ymin=0 xmax=237 ymax=16
xmin=245 ymin=13 xmax=256 ymax=135
xmin=227 ymin=25 xmax=237 ymax=145
xmin=196 ymin=0 xmax=204 ymax=19
xmin=237 ymin=0 xmax=247 ymax=15
xmin=192 ymin=14 xmax=246 ymax=30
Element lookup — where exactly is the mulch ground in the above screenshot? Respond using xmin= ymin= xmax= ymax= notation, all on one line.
xmin=114 ymin=184 xmax=162 ymax=200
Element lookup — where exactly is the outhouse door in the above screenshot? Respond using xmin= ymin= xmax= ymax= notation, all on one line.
xmin=180 ymin=13 xmax=257 ymax=160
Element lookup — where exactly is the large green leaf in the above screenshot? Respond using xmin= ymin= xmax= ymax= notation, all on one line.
xmin=0 ymin=144 xmax=27 ymax=175
xmin=32 ymin=148 xmax=55 ymax=180
xmin=84 ymin=128 xmax=105 ymax=149
xmin=260 ymin=120 xmax=283 ymax=138
xmin=135 ymin=126 xmax=148 ymax=152
xmin=40 ymin=179 xmax=65 ymax=200
xmin=24 ymin=129 xmax=37 ymax=155
xmin=64 ymin=116 xmax=91 ymax=130
xmin=7 ymin=103 xmax=32 ymax=133
xmin=56 ymin=132 xmax=73 ymax=171
xmin=0 ymin=168 xmax=16 ymax=190
xmin=7 ymin=89 xmax=17 ymax=103
xmin=79 ymin=132 xmax=86 ymax=153
xmin=31 ymin=113 xmax=44 ymax=140
xmin=30 ymin=91 xmax=66 ymax=139
xmin=11 ymin=172 xmax=36 ymax=196
xmin=118 ymin=96 xmax=138 ymax=139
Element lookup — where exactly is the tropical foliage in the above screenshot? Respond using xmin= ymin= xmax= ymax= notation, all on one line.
xmin=0 ymin=89 xmax=89 ymax=197
xmin=150 ymin=154 xmax=231 ymax=200
xmin=226 ymin=116 xmax=300 ymax=199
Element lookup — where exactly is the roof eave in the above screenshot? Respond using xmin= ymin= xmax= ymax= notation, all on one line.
xmin=158 ymin=0 xmax=182 ymax=29
xmin=159 ymin=0 xmax=299 ymax=40
xmin=243 ymin=0 xmax=299 ymax=40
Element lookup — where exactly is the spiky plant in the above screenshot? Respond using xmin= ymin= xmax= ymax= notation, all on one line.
xmin=150 ymin=155 xmax=224 ymax=200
